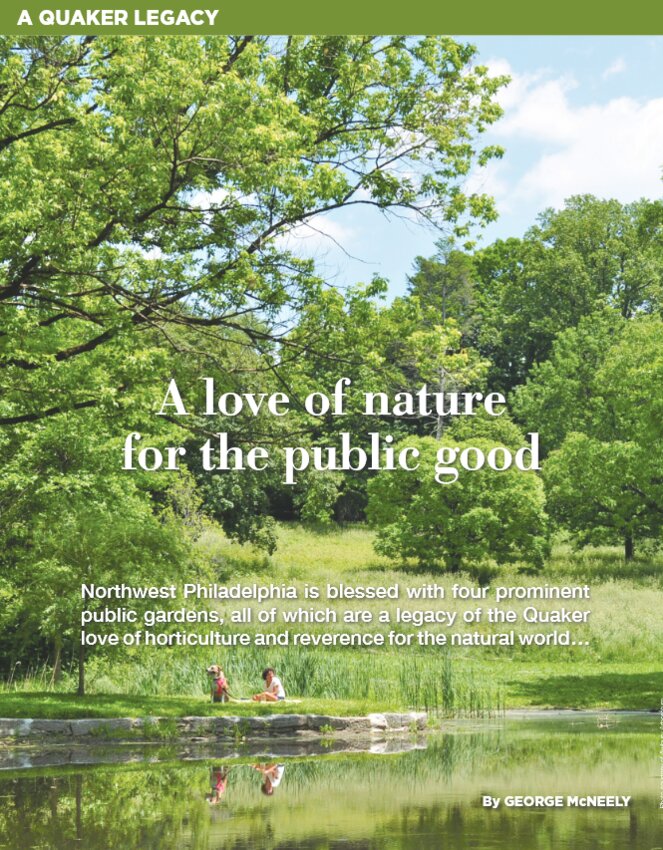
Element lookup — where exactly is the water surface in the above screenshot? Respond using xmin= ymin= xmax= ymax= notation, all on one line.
xmin=0 ymin=713 xmax=659 ymax=849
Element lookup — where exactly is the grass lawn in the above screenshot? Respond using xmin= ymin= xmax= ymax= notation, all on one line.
xmin=4 ymin=525 xmax=662 ymax=718
xmin=2 ymin=660 xmax=659 ymax=718
xmin=478 ymin=660 xmax=663 ymax=710
xmin=0 ymin=692 xmax=402 ymax=720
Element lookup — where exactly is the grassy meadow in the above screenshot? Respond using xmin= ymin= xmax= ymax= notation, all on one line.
xmin=4 ymin=523 xmax=662 ymax=716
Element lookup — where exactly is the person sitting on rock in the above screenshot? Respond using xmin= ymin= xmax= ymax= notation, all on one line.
xmin=252 ymin=667 xmax=285 ymax=702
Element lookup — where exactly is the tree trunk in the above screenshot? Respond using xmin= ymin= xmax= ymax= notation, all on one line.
xmin=624 ymin=534 xmax=634 ymax=561
xmin=50 ymin=637 xmax=62 ymax=686
xmin=49 ymin=779 xmax=58 ymax=820
xmin=77 ymin=642 xmax=85 ymax=696
xmin=447 ymin=554 xmax=461 ymax=573
xmin=436 ymin=366 xmax=445 ymax=440
xmin=75 ymin=775 xmax=83 ymax=841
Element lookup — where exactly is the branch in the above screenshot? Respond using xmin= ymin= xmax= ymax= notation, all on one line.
xmin=223 ymin=36 xmax=255 ymax=73
xmin=0 ymin=327 xmax=117 ymax=370
xmin=0 ymin=116 xmax=77 ymax=152
xmin=0 ymin=396 xmax=98 ymax=425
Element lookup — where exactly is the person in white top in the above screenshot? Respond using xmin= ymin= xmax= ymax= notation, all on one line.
xmin=252 ymin=667 xmax=286 ymax=701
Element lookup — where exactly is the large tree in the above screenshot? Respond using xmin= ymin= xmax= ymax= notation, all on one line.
xmin=515 ymin=313 xmax=663 ymax=559
xmin=367 ymin=435 xmax=549 ymax=572
xmin=0 ymin=414 xmax=194 ymax=693
xmin=407 ymin=238 xmax=478 ymax=339
xmin=472 ymin=195 xmax=663 ymax=391
xmin=0 ymin=35 xmax=506 ymax=429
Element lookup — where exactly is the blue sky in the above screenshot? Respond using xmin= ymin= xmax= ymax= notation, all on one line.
xmin=284 ymin=37 xmax=663 ymax=300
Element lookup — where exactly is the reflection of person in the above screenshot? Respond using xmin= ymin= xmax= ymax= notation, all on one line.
xmin=253 ymin=763 xmax=285 ymax=796
xmin=207 ymin=664 xmax=229 ymax=703
xmin=206 ymin=766 xmax=229 ymax=804
xmin=252 ymin=667 xmax=286 ymax=702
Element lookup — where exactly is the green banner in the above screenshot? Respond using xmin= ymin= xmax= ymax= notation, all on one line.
xmin=0 ymin=0 xmax=662 ymax=35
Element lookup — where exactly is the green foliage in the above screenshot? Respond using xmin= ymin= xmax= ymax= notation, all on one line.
xmin=0 ymin=414 xmax=194 ymax=689
xmin=400 ymin=319 xmax=489 ymax=403
xmin=0 ymin=34 xmax=508 ymax=562
xmin=295 ymin=471 xmax=343 ymax=526
xmin=366 ymin=436 xmax=549 ymax=570
xmin=0 ymin=35 xmax=509 ymax=684
xmin=447 ymin=408 xmax=529 ymax=448
xmin=544 ymin=435 xmax=650 ymax=555
xmin=517 ymin=314 xmax=663 ymax=557
xmin=194 ymin=467 xmax=279 ymax=553
xmin=407 ymin=237 xmax=478 ymax=337
xmin=473 ymin=196 xmax=663 ymax=391
xmin=513 ymin=310 xmax=624 ymax=452
xmin=0 ymin=35 xmax=506 ymax=428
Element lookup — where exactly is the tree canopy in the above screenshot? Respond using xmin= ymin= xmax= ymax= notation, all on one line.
xmin=472 ymin=196 xmax=663 ymax=391
xmin=0 ymin=35 xmax=506 ymax=427
xmin=367 ymin=435 xmax=549 ymax=571
xmin=516 ymin=315 xmax=663 ymax=559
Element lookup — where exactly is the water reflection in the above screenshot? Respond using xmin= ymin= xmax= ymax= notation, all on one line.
xmin=204 ymin=763 xmax=287 ymax=803
xmin=207 ymin=766 xmax=230 ymax=804
xmin=254 ymin=763 xmax=286 ymax=796
xmin=0 ymin=714 xmax=658 ymax=850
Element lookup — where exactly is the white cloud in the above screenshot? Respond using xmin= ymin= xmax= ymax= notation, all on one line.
xmin=464 ymin=157 xmax=510 ymax=202
xmin=277 ymin=216 xmax=358 ymax=261
xmin=496 ymin=76 xmax=580 ymax=145
xmin=602 ymin=57 xmax=627 ymax=79
xmin=514 ymin=98 xmax=663 ymax=205
xmin=476 ymin=59 xmax=663 ymax=212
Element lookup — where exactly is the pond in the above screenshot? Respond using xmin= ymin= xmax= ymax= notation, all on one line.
xmin=0 ymin=713 xmax=659 ymax=849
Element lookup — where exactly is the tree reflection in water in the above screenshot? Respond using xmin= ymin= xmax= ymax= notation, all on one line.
xmin=0 ymin=719 xmax=659 ymax=850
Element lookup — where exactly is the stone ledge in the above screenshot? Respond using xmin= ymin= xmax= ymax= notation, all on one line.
xmin=0 ymin=712 xmax=427 ymax=742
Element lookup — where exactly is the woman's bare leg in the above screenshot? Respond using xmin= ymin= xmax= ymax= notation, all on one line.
xmin=252 ymin=691 xmax=279 ymax=702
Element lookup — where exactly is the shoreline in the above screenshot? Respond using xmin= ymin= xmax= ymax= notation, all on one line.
xmin=0 ymin=707 xmax=656 ymax=745
xmin=0 ymin=709 xmax=656 ymax=772
xmin=0 ymin=711 xmax=428 ymax=744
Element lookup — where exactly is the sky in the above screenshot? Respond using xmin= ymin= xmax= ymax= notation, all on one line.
xmin=283 ymin=36 xmax=663 ymax=300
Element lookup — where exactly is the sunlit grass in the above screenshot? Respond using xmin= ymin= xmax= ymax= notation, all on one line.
xmin=0 ymin=692 xmax=399 ymax=720
xmin=4 ymin=524 xmax=662 ymax=714
xmin=196 ymin=522 xmax=391 ymax=580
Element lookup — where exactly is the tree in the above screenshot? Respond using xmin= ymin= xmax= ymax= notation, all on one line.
xmin=276 ymin=283 xmax=490 ymax=522
xmin=543 ymin=434 xmax=658 ymax=561
xmin=0 ymin=36 xmax=507 ymax=428
xmin=472 ymin=196 xmax=663 ymax=391
xmin=0 ymin=415 xmax=194 ymax=693
xmin=407 ymin=238 xmax=478 ymax=338
xmin=400 ymin=319 xmax=489 ymax=438
xmin=366 ymin=436 xmax=548 ymax=571
xmin=516 ymin=314 xmax=663 ymax=559
xmin=512 ymin=309 xmax=624 ymax=453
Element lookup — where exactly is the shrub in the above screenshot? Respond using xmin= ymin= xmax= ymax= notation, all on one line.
xmin=367 ymin=436 xmax=549 ymax=571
